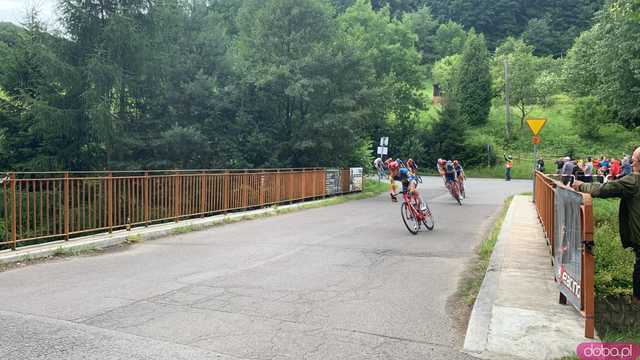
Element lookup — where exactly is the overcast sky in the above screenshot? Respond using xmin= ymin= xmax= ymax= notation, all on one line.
xmin=0 ymin=0 xmax=59 ymax=29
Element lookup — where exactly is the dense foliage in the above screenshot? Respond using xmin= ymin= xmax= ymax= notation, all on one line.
xmin=0 ymin=0 xmax=634 ymax=172
xmin=563 ymin=0 xmax=640 ymax=128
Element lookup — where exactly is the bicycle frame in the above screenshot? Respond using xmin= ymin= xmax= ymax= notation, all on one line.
xmin=402 ymin=192 xmax=425 ymax=221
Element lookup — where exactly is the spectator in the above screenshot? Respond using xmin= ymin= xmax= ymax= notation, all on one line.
xmin=536 ymin=157 xmax=545 ymax=173
xmin=573 ymin=147 xmax=640 ymax=305
xmin=561 ymin=156 xmax=575 ymax=185
xmin=601 ymin=157 xmax=610 ymax=177
xmin=555 ymin=158 xmax=565 ymax=174
xmin=583 ymin=157 xmax=594 ymax=183
xmin=610 ymin=159 xmax=622 ymax=180
xmin=622 ymin=156 xmax=632 ymax=177
xmin=593 ymin=157 xmax=601 ymax=170
xmin=504 ymin=154 xmax=513 ymax=181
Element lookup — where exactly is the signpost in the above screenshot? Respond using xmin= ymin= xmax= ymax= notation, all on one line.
xmin=377 ymin=137 xmax=389 ymax=158
xmin=527 ymin=118 xmax=547 ymax=200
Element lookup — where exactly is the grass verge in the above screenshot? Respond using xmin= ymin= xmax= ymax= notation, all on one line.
xmin=458 ymin=195 xmax=514 ymax=306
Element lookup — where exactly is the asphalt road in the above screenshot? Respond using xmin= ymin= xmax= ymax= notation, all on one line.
xmin=0 ymin=177 xmax=531 ymax=360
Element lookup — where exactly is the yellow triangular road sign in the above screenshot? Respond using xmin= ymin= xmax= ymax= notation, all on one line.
xmin=527 ymin=118 xmax=547 ymax=135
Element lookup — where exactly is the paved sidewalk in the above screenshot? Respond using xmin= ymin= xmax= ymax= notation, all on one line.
xmin=463 ymin=195 xmax=591 ymax=360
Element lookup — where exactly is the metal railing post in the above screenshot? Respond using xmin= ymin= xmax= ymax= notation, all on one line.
xmin=108 ymin=172 xmax=113 ymax=233
xmin=581 ymin=194 xmax=595 ymax=339
xmin=174 ymin=171 xmax=180 ymax=222
xmin=10 ymin=172 xmax=16 ymax=250
xmin=144 ymin=171 xmax=150 ymax=226
xmin=64 ymin=172 xmax=70 ymax=241
xmin=223 ymin=171 xmax=229 ymax=212
xmin=275 ymin=170 xmax=281 ymax=203
xmin=200 ymin=171 xmax=206 ymax=217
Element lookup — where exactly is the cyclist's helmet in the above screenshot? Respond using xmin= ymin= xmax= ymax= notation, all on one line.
xmin=453 ymin=160 xmax=459 ymax=166
xmin=407 ymin=158 xmax=415 ymax=169
xmin=384 ymin=158 xmax=394 ymax=168
xmin=438 ymin=158 xmax=446 ymax=166
xmin=388 ymin=161 xmax=399 ymax=171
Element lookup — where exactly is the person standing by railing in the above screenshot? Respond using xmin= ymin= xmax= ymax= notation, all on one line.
xmin=573 ymin=147 xmax=640 ymax=305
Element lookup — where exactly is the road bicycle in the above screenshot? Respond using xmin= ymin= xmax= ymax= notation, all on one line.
xmin=446 ymin=179 xmax=463 ymax=206
xmin=398 ymin=184 xmax=435 ymax=235
xmin=457 ymin=176 xmax=466 ymax=199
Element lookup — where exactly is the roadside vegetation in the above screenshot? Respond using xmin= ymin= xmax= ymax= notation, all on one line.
xmin=592 ymin=198 xmax=640 ymax=340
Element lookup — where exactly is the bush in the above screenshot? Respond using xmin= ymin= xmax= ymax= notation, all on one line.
xmin=593 ymin=198 xmax=636 ymax=297
xmin=571 ymin=96 xmax=609 ymax=139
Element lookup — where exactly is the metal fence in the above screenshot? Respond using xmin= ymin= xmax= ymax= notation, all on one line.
xmin=534 ymin=171 xmax=595 ymax=338
xmin=0 ymin=168 xmax=362 ymax=251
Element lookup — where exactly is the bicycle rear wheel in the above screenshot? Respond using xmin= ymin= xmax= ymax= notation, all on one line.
xmin=401 ymin=202 xmax=419 ymax=235
xmin=451 ymin=182 xmax=463 ymax=206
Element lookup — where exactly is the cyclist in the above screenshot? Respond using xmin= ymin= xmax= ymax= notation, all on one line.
xmin=453 ymin=160 xmax=465 ymax=182
xmin=436 ymin=159 xmax=446 ymax=177
xmin=454 ymin=160 xmax=465 ymax=197
xmin=388 ymin=160 xmax=423 ymax=209
xmin=444 ymin=160 xmax=456 ymax=185
xmin=373 ymin=157 xmax=385 ymax=179
xmin=407 ymin=158 xmax=418 ymax=175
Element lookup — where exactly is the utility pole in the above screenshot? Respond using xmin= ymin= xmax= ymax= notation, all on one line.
xmin=504 ymin=59 xmax=512 ymax=144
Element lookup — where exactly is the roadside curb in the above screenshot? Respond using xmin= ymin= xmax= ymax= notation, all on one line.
xmin=0 ymin=199 xmax=330 ymax=265
xmin=462 ymin=194 xmax=516 ymax=357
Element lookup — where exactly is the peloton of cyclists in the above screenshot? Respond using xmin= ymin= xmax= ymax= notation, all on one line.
xmin=437 ymin=158 xmax=465 ymax=189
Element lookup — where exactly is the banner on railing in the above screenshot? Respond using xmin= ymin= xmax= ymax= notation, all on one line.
xmin=554 ymin=187 xmax=584 ymax=310
xmin=325 ymin=169 xmax=341 ymax=195
xmin=350 ymin=168 xmax=363 ymax=192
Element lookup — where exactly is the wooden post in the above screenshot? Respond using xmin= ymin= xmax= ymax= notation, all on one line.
xmin=64 ymin=172 xmax=70 ymax=241
xmin=10 ymin=173 xmax=16 ymax=250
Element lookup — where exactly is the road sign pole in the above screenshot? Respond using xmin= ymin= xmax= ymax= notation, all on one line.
xmin=532 ymin=143 xmax=537 ymax=201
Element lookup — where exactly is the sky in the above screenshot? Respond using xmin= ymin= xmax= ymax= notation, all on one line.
xmin=0 ymin=0 xmax=59 ymax=29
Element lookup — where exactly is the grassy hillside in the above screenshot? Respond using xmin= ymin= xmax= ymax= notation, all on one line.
xmin=430 ymin=94 xmax=640 ymax=179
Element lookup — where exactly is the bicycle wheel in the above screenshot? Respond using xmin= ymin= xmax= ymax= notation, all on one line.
xmin=452 ymin=182 xmax=463 ymax=206
xmin=401 ymin=202 xmax=420 ymax=235
xmin=420 ymin=199 xmax=435 ymax=231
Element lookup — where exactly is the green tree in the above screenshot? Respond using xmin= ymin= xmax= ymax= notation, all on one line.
xmin=432 ymin=54 xmax=461 ymax=95
xmin=339 ymin=0 xmax=425 ymax=158
xmin=493 ymin=37 xmax=538 ymax=130
xmin=424 ymin=101 xmax=467 ymax=164
xmin=564 ymin=0 xmax=640 ymax=127
xmin=571 ymin=96 xmax=609 ymax=138
xmin=404 ymin=6 xmax=440 ymax=65
xmin=454 ymin=30 xmax=492 ymax=126
xmin=432 ymin=21 xmax=466 ymax=60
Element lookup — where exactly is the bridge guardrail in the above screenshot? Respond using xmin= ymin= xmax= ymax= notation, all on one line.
xmin=534 ymin=171 xmax=595 ymax=338
xmin=0 ymin=168 xmax=362 ymax=251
